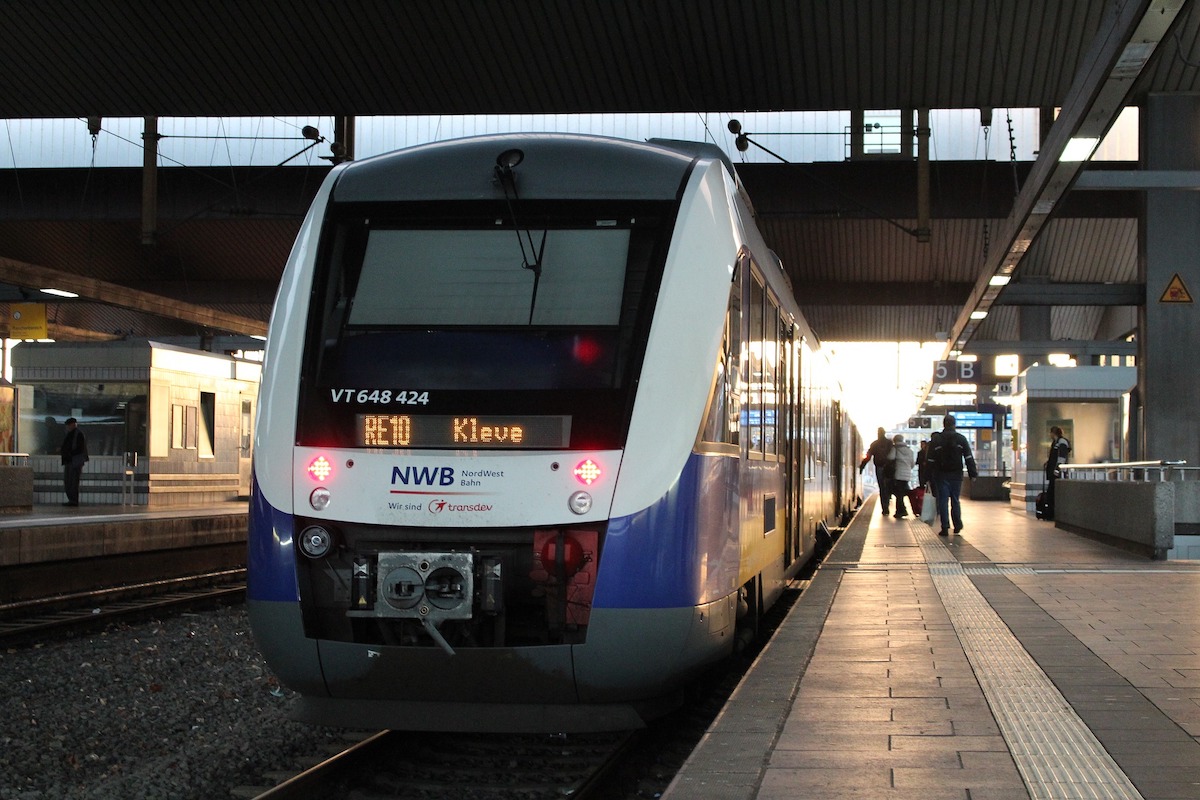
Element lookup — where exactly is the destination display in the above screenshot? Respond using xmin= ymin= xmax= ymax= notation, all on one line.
xmin=357 ymin=414 xmax=571 ymax=448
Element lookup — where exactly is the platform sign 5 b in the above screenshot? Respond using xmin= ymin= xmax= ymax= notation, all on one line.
xmin=934 ymin=360 xmax=977 ymax=383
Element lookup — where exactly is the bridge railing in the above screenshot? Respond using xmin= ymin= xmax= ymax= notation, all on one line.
xmin=1060 ymin=460 xmax=1196 ymax=482
xmin=0 ymin=452 xmax=30 ymax=467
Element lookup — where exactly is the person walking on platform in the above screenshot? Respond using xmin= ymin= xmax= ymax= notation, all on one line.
xmin=888 ymin=435 xmax=915 ymax=518
xmin=59 ymin=417 xmax=89 ymax=507
xmin=859 ymin=428 xmax=895 ymax=516
xmin=917 ymin=439 xmax=935 ymax=493
xmin=930 ymin=415 xmax=977 ymax=536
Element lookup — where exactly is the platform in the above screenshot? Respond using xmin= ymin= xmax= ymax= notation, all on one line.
xmin=664 ymin=496 xmax=1200 ymax=800
xmin=0 ymin=502 xmax=248 ymax=604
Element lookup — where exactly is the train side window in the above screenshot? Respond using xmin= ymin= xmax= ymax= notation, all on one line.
xmin=699 ymin=266 xmax=741 ymax=447
xmin=747 ymin=273 xmax=765 ymax=454
xmin=762 ymin=298 xmax=779 ymax=457
xmin=727 ymin=261 xmax=742 ymax=446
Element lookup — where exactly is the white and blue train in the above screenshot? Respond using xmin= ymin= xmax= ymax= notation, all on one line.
xmin=248 ymin=134 xmax=861 ymax=732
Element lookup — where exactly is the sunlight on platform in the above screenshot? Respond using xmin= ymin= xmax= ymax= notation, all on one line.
xmin=826 ymin=341 xmax=944 ymax=432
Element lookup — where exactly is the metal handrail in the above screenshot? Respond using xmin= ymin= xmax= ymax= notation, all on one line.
xmin=1061 ymin=459 xmax=1195 ymax=482
xmin=0 ymin=452 xmax=30 ymax=466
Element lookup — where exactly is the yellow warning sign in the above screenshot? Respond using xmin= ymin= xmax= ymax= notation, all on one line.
xmin=9 ymin=303 xmax=48 ymax=339
xmin=1160 ymin=273 xmax=1194 ymax=303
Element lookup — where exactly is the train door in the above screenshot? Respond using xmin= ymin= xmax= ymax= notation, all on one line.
xmin=238 ymin=394 xmax=254 ymax=496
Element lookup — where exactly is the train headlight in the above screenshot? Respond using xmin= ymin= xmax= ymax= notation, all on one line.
xmin=573 ymin=459 xmax=601 ymax=485
xmin=298 ymin=525 xmax=334 ymax=559
xmin=568 ymin=490 xmax=592 ymax=515
xmin=307 ymin=455 xmax=332 ymax=481
xmin=310 ymin=486 xmax=332 ymax=511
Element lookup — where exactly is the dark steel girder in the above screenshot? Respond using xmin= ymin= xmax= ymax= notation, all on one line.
xmin=963 ymin=339 xmax=1137 ymax=357
xmin=0 ymin=256 xmax=268 ymax=337
xmin=996 ymin=282 xmax=1144 ymax=305
xmin=798 ymin=281 xmax=1143 ymax=306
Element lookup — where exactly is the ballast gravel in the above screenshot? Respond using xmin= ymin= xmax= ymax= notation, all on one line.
xmin=0 ymin=605 xmax=348 ymax=800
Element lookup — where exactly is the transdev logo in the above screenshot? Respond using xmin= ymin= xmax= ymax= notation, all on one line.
xmin=428 ymin=499 xmax=494 ymax=514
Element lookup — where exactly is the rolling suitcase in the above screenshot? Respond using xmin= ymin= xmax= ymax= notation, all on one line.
xmin=1035 ymin=490 xmax=1052 ymax=520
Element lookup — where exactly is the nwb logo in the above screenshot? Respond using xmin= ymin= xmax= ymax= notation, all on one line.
xmin=391 ymin=465 xmax=456 ymax=486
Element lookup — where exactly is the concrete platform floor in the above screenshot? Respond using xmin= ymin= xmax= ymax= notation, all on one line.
xmin=663 ymin=495 xmax=1200 ymax=800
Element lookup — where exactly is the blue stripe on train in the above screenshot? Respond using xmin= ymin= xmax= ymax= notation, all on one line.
xmin=246 ymin=473 xmax=300 ymax=602
xmin=592 ymin=451 xmax=741 ymax=609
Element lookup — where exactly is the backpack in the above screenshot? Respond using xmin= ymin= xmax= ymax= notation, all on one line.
xmin=932 ymin=432 xmax=964 ymax=472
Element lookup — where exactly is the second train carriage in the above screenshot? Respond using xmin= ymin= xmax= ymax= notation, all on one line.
xmin=248 ymin=134 xmax=860 ymax=732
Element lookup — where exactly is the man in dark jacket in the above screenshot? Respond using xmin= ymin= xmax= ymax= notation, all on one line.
xmin=59 ymin=417 xmax=89 ymax=507
xmin=931 ymin=415 xmax=977 ymax=536
xmin=859 ymin=427 xmax=894 ymax=516
xmin=1043 ymin=426 xmax=1071 ymax=518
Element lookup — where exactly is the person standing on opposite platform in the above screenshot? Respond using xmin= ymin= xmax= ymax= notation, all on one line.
xmin=930 ymin=414 xmax=977 ymax=536
xmin=60 ymin=417 xmax=89 ymax=507
xmin=888 ymin=435 xmax=916 ymax=518
xmin=1044 ymin=425 xmax=1071 ymax=518
xmin=859 ymin=427 xmax=895 ymax=516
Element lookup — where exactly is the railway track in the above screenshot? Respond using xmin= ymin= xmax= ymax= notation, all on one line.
xmin=237 ymin=728 xmax=640 ymax=800
xmin=0 ymin=570 xmax=246 ymax=644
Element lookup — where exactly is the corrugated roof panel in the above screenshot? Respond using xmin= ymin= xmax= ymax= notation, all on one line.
xmin=765 ymin=217 xmax=997 ymax=286
xmin=1053 ymin=306 xmax=1106 ymax=342
xmin=0 ymin=0 xmax=1165 ymax=118
xmin=1021 ymin=218 xmax=1138 ymax=283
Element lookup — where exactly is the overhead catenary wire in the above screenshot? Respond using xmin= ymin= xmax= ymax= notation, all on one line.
xmin=734 ymin=131 xmax=925 ymax=241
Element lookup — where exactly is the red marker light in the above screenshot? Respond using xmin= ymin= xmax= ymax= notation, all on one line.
xmin=572 ymin=336 xmax=604 ymax=365
xmin=573 ymin=459 xmax=601 ymax=486
xmin=307 ymin=456 xmax=333 ymax=481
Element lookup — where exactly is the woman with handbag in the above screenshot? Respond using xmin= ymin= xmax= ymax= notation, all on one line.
xmin=888 ymin=435 xmax=916 ymax=518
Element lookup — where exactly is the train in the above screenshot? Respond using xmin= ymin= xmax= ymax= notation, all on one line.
xmin=247 ymin=133 xmax=862 ymax=732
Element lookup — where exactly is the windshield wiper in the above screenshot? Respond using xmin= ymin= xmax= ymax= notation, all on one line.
xmin=494 ymin=148 xmax=547 ymax=323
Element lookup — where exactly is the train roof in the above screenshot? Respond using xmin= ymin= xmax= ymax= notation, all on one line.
xmin=328 ymin=133 xmax=730 ymax=204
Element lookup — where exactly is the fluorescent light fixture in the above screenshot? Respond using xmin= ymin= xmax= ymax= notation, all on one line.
xmin=989 ymin=275 xmax=1011 ymax=286
xmin=40 ymin=288 xmax=79 ymax=298
xmin=969 ymin=310 xmax=989 ymax=320
xmin=1060 ymin=136 xmax=1100 ymax=162
xmin=957 ymin=354 xmax=978 ymax=362
xmin=938 ymin=383 xmax=979 ymax=393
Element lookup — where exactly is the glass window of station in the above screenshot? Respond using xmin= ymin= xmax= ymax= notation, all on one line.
xmin=17 ymin=383 xmax=147 ymax=457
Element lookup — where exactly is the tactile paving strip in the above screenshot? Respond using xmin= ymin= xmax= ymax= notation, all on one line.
xmin=914 ymin=524 xmax=1144 ymax=800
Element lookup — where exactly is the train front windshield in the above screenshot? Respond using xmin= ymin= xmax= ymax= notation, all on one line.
xmin=298 ymin=203 xmax=672 ymax=450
